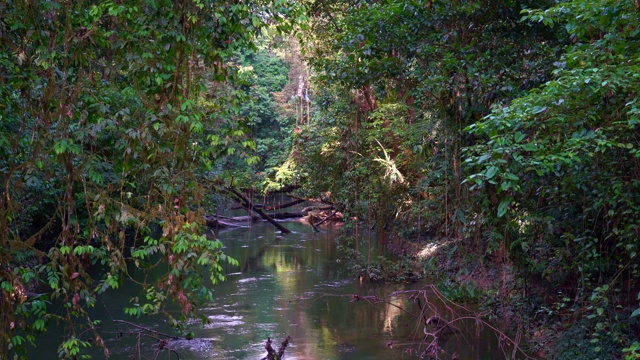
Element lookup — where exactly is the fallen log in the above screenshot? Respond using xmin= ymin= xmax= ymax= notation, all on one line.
xmin=289 ymin=194 xmax=334 ymax=206
xmin=225 ymin=187 xmax=291 ymax=233
xmin=271 ymin=212 xmax=305 ymax=219
xmin=231 ymin=199 xmax=306 ymax=211
xmin=264 ymin=198 xmax=306 ymax=211
xmin=204 ymin=216 xmax=254 ymax=229
xmin=311 ymin=209 xmax=340 ymax=232
xmin=204 ymin=212 xmax=305 ymax=229
xmin=301 ymin=205 xmax=335 ymax=213
xmin=215 ymin=214 xmax=259 ymax=222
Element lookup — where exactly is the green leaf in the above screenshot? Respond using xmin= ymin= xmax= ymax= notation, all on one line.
xmin=485 ymin=166 xmax=498 ymax=180
xmin=1 ymin=281 xmax=15 ymax=292
xmin=532 ymin=106 xmax=547 ymax=115
xmin=454 ymin=209 xmax=466 ymax=224
xmin=631 ymin=308 xmax=640 ymax=318
xmin=497 ymin=197 xmax=512 ymax=218
xmin=33 ymin=318 xmax=46 ymax=331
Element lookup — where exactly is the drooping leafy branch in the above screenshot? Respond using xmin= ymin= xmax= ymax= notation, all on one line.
xmin=0 ymin=0 xmax=304 ymax=357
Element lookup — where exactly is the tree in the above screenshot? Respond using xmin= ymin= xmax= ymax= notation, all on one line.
xmin=465 ymin=0 xmax=640 ymax=356
xmin=299 ymin=0 xmax=561 ymax=239
xmin=0 ymin=0 xmax=303 ymax=357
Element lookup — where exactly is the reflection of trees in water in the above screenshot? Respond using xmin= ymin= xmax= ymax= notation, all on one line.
xmin=216 ymin=224 xmax=346 ymax=360
xmin=213 ymin=224 xmax=516 ymax=359
xmin=383 ymin=290 xmax=410 ymax=335
xmin=348 ymin=286 xmax=523 ymax=359
xmin=240 ymin=243 xmax=268 ymax=273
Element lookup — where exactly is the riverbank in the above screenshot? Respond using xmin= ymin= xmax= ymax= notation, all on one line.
xmin=375 ymin=231 xmax=639 ymax=360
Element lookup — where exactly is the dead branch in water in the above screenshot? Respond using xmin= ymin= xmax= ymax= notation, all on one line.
xmin=406 ymin=285 xmax=532 ymax=359
xmin=311 ymin=209 xmax=339 ymax=232
xmin=228 ymin=198 xmax=307 ymax=211
xmin=109 ymin=319 xmax=186 ymax=360
xmin=261 ymin=336 xmax=291 ymax=360
xmin=338 ymin=284 xmax=534 ymax=359
xmin=223 ymin=187 xmax=291 ymax=233
xmin=204 ymin=212 xmax=304 ymax=229
xmin=264 ymin=199 xmax=307 ymax=211
xmin=112 ymin=319 xmax=179 ymax=340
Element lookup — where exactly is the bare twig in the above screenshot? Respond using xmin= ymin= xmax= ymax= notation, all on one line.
xmin=112 ymin=319 xmax=178 ymax=340
xmin=398 ymin=288 xmax=533 ymax=359
xmin=324 ymin=286 xmax=534 ymax=359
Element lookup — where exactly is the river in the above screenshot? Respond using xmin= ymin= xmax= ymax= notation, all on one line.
xmin=31 ymin=220 xmax=515 ymax=359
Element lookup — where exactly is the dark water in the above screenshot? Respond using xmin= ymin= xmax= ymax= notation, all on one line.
xmin=32 ymin=221 xmax=516 ymax=359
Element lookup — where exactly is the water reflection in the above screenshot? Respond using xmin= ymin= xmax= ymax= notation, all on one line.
xmin=30 ymin=220 xmax=511 ymax=359
xmin=176 ymin=222 xmax=511 ymax=360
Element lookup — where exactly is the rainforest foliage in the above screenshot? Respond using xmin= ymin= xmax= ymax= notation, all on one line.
xmin=294 ymin=0 xmax=640 ymax=358
xmin=0 ymin=0 xmax=304 ymax=357
xmin=1 ymin=0 xmax=639 ymax=358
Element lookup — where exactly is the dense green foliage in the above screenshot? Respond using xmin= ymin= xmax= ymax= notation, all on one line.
xmin=301 ymin=0 xmax=561 ymax=234
xmin=465 ymin=1 xmax=640 ymax=356
xmin=468 ymin=0 xmax=640 ymax=286
xmin=234 ymin=42 xmax=296 ymax=181
xmin=0 ymin=0 xmax=303 ymax=357
xmin=2 ymin=0 xmax=640 ymax=358
xmin=293 ymin=0 xmax=640 ymax=357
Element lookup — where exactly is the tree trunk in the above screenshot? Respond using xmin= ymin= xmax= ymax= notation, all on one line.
xmin=225 ymin=187 xmax=291 ymax=233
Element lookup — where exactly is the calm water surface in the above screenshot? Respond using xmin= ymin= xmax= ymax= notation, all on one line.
xmin=33 ymin=220 xmax=514 ymax=359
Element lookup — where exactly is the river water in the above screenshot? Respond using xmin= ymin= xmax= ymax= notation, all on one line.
xmin=32 ymin=220 xmax=515 ymax=359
